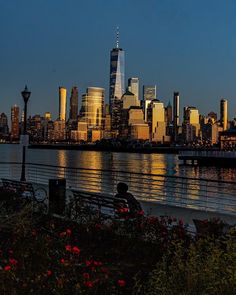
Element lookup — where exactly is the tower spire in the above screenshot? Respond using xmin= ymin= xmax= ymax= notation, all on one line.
xmin=116 ymin=26 xmax=119 ymax=48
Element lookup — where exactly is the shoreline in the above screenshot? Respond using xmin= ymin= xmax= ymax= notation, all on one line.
xmin=27 ymin=143 xmax=219 ymax=154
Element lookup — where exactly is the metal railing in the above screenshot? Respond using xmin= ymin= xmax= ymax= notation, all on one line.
xmin=0 ymin=161 xmax=236 ymax=216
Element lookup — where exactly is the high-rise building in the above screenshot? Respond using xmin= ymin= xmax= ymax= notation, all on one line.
xmin=182 ymin=106 xmax=200 ymax=143
xmin=109 ymin=28 xmax=125 ymax=130
xmin=69 ymin=86 xmax=78 ymax=120
xmin=0 ymin=113 xmax=9 ymax=139
xmin=173 ymin=92 xmax=180 ymax=141
xmin=165 ymin=101 xmax=172 ymax=125
xmin=183 ymin=107 xmax=199 ymax=125
xmin=81 ymin=87 xmax=105 ymax=129
xmin=59 ymin=87 xmax=67 ymax=121
xmin=147 ymin=100 xmax=167 ymax=142
xmin=143 ymin=85 xmax=156 ymax=122
xmin=122 ymin=90 xmax=140 ymax=109
xmin=220 ymin=99 xmax=228 ymax=131
xmin=128 ymin=77 xmax=139 ymax=100
xmin=44 ymin=112 xmax=52 ymax=121
xmin=11 ymin=105 xmax=19 ymax=140
xmin=143 ymin=85 xmax=156 ymax=101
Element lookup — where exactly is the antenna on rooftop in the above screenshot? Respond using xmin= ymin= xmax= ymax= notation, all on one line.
xmin=116 ymin=26 xmax=119 ymax=48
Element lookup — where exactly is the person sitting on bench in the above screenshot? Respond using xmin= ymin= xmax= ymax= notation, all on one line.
xmin=114 ymin=182 xmax=143 ymax=217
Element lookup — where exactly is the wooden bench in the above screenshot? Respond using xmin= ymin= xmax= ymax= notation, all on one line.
xmin=1 ymin=178 xmax=47 ymax=211
xmin=68 ymin=189 xmax=128 ymax=220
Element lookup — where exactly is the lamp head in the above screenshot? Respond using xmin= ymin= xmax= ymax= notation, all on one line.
xmin=21 ymin=85 xmax=31 ymax=103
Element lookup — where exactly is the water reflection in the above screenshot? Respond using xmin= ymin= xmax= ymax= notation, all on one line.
xmin=1 ymin=145 xmax=236 ymax=210
xmin=57 ymin=150 xmax=67 ymax=178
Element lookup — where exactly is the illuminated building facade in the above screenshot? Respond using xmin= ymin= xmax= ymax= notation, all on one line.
xmin=128 ymin=77 xmax=139 ymax=100
xmin=143 ymin=85 xmax=156 ymax=122
xmin=11 ymin=105 xmax=19 ymax=140
xmin=81 ymin=87 xmax=104 ymax=129
xmin=220 ymin=99 xmax=228 ymax=131
xmin=59 ymin=87 xmax=67 ymax=121
xmin=173 ymin=92 xmax=180 ymax=141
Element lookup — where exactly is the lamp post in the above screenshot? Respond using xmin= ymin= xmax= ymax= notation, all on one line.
xmin=20 ymin=85 xmax=31 ymax=182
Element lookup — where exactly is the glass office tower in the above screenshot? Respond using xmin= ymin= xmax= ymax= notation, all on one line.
xmin=69 ymin=86 xmax=79 ymax=120
xmin=109 ymin=48 xmax=125 ymax=105
xmin=109 ymin=31 xmax=125 ymax=132
xmin=81 ymin=87 xmax=105 ymax=129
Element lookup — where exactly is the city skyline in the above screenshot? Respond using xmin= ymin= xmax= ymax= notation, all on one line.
xmin=1 ymin=0 xmax=236 ymax=119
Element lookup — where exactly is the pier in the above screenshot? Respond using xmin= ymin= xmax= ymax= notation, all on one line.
xmin=179 ymin=150 xmax=236 ymax=166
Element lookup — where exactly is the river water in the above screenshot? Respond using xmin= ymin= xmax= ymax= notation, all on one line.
xmin=0 ymin=144 xmax=236 ymax=182
xmin=1 ymin=144 xmax=236 ymax=215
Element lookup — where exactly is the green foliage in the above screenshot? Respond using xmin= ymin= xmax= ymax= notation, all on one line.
xmin=136 ymin=237 xmax=236 ymax=295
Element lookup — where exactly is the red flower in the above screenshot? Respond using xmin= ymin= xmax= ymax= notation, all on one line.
xmin=65 ymin=245 xmax=72 ymax=252
xmin=85 ymin=260 xmax=92 ymax=266
xmin=117 ymin=279 xmax=126 ymax=287
xmin=4 ymin=265 xmax=11 ymax=271
xmin=60 ymin=258 xmax=65 ymax=264
xmin=84 ymin=281 xmax=94 ymax=288
xmin=137 ymin=210 xmax=145 ymax=216
xmin=9 ymin=258 xmax=18 ymax=265
xmin=117 ymin=207 xmax=129 ymax=213
xmin=93 ymin=261 xmax=102 ymax=266
xmin=66 ymin=229 xmax=72 ymax=235
xmin=72 ymin=246 xmax=80 ymax=255
xmin=47 ymin=270 xmax=52 ymax=276
xmin=83 ymin=272 xmax=90 ymax=279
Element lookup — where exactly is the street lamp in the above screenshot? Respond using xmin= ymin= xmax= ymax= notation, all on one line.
xmin=20 ymin=85 xmax=31 ymax=182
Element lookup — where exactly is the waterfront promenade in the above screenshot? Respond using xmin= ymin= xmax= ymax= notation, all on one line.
xmin=1 ymin=160 xmax=236 ymax=229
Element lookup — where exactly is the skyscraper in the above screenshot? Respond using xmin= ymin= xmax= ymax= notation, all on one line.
xmin=59 ymin=87 xmax=67 ymax=121
xmin=81 ymin=87 xmax=105 ymax=129
xmin=69 ymin=86 xmax=78 ymax=120
xmin=143 ymin=85 xmax=156 ymax=122
xmin=109 ymin=28 xmax=125 ymax=130
xmin=173 ymin=92 xmax=180 ymax=141
xmin=11 ymin=105 xmax=19 ymax=140
xmin=220 ymin=99 xmax=228 ymax=131
xmin=128 ymin=77 xmax=139 ymax=100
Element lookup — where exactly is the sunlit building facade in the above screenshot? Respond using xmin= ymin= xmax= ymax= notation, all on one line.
xmin=143 ymin=85 xmax=156 ymax=122
xmin=81 ymin=87 xmax=105 ymax=129
xmin=220 ymin=99 xmax=228 ymax=131
xmin=173 ymin=92 xmax=180 ymax=141
xmin=59 ymin=87 xmax=67 ymax=121
xmin=128 ymin=77 xmax=139 ymax=100
xmin=147 ymin=100 xmax=168 ymax=143
xmin=182 ymin=106 xmax=200 ymax=142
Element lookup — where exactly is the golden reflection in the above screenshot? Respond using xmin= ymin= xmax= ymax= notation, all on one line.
xmin=57 ymin=150 xmax=67 ymax=178
xmin=76 ymin=151 xmax=102 ymax=192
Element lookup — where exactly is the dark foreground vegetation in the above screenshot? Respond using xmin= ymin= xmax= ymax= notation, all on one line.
xmin=0 ymin=191 xmax=236 ymax=295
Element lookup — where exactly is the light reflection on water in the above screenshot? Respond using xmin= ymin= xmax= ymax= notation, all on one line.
xmin=0 ymin=144 xmax=235 ymax=182
xmin=1 ymin=145 xmax=236 ymax=212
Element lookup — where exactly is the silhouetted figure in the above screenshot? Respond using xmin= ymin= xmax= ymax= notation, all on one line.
xmin=114 ymin=182 xmax=142 ymax=217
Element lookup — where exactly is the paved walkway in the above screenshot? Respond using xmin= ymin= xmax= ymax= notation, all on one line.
xmin=141 ymin=200 xmax=236 ymax=226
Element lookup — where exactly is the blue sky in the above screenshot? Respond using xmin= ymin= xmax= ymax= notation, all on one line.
xmin=0 ymin=0 xmax=236 ymax=120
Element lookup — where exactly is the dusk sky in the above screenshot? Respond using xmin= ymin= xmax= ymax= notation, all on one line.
xmin=0 ymin=0 xmax=236 ymax=120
